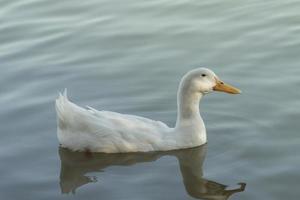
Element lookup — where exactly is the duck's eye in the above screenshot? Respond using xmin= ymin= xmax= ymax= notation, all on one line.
xmin=201 ymin=74 xmax=206 ymax=77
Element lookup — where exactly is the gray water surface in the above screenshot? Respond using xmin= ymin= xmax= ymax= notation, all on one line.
xmin=1 ymin=0 xmax=300 ymax=200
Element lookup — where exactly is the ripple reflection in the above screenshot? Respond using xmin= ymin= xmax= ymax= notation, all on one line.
xmin=59 ymin=145 xmax=246 ymax=199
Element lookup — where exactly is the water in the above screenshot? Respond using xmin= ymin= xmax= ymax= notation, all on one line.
xmin=0 ymin=0 xmax=300 ymax=199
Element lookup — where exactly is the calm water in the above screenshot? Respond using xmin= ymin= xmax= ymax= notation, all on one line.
xmin=1 ymin=0 xmax=300 ymax=199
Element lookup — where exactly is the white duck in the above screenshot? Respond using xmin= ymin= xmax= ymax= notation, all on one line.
xmin=55 ymin=68 xmax=241 ymax=153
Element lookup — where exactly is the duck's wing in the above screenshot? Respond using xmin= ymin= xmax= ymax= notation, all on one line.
xmin=86 ymin=106 xmax=169 ymax=131
xmin=55 ymin=91 xmax=171 ymax=153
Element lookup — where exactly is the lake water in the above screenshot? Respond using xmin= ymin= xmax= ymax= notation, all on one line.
xmin=1 ymin=0 xmax=300 ymax=199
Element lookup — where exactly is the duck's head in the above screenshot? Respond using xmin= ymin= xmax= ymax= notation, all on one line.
xmin=181 ymin=68 xmax=241 ymax=95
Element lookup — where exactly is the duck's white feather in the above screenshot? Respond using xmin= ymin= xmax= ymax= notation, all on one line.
xmin=54 ymin=68 xmax=235 ymax=153
xmin=56 ymin=91 xmax=173 ymax=153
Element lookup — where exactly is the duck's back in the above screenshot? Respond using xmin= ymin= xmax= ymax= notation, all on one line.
xmin=55 ymin=93 xmax=172 ymax=153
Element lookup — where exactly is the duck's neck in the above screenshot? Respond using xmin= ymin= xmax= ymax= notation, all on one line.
xmin=174 ymin=82 xmax=206 ymax=147
xmin=175 ymin=85 xmax=203 ymax=128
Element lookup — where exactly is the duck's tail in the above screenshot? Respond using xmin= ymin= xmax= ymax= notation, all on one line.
xmin=55 ymin=89 xmax=97 ymax=131
xmin=55 ymin=89 xmax=106 ymax=151
xmin=55 ymin=89 xmax=69 ymax=130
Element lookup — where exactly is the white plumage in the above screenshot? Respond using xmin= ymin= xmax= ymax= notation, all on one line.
xmin=56 ymin=68 xmax=240 ymax=153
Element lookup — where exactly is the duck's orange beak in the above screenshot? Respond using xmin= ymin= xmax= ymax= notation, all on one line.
xmin=213 ymin=78 xmax=241 ymax=94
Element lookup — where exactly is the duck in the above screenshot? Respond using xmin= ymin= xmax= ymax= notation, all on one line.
xmin=55 ymin=68 xmax=241 ymax=153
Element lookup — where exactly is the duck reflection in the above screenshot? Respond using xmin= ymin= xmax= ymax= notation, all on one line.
xmin=59 ymin=145 xmax=246 ymax=200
